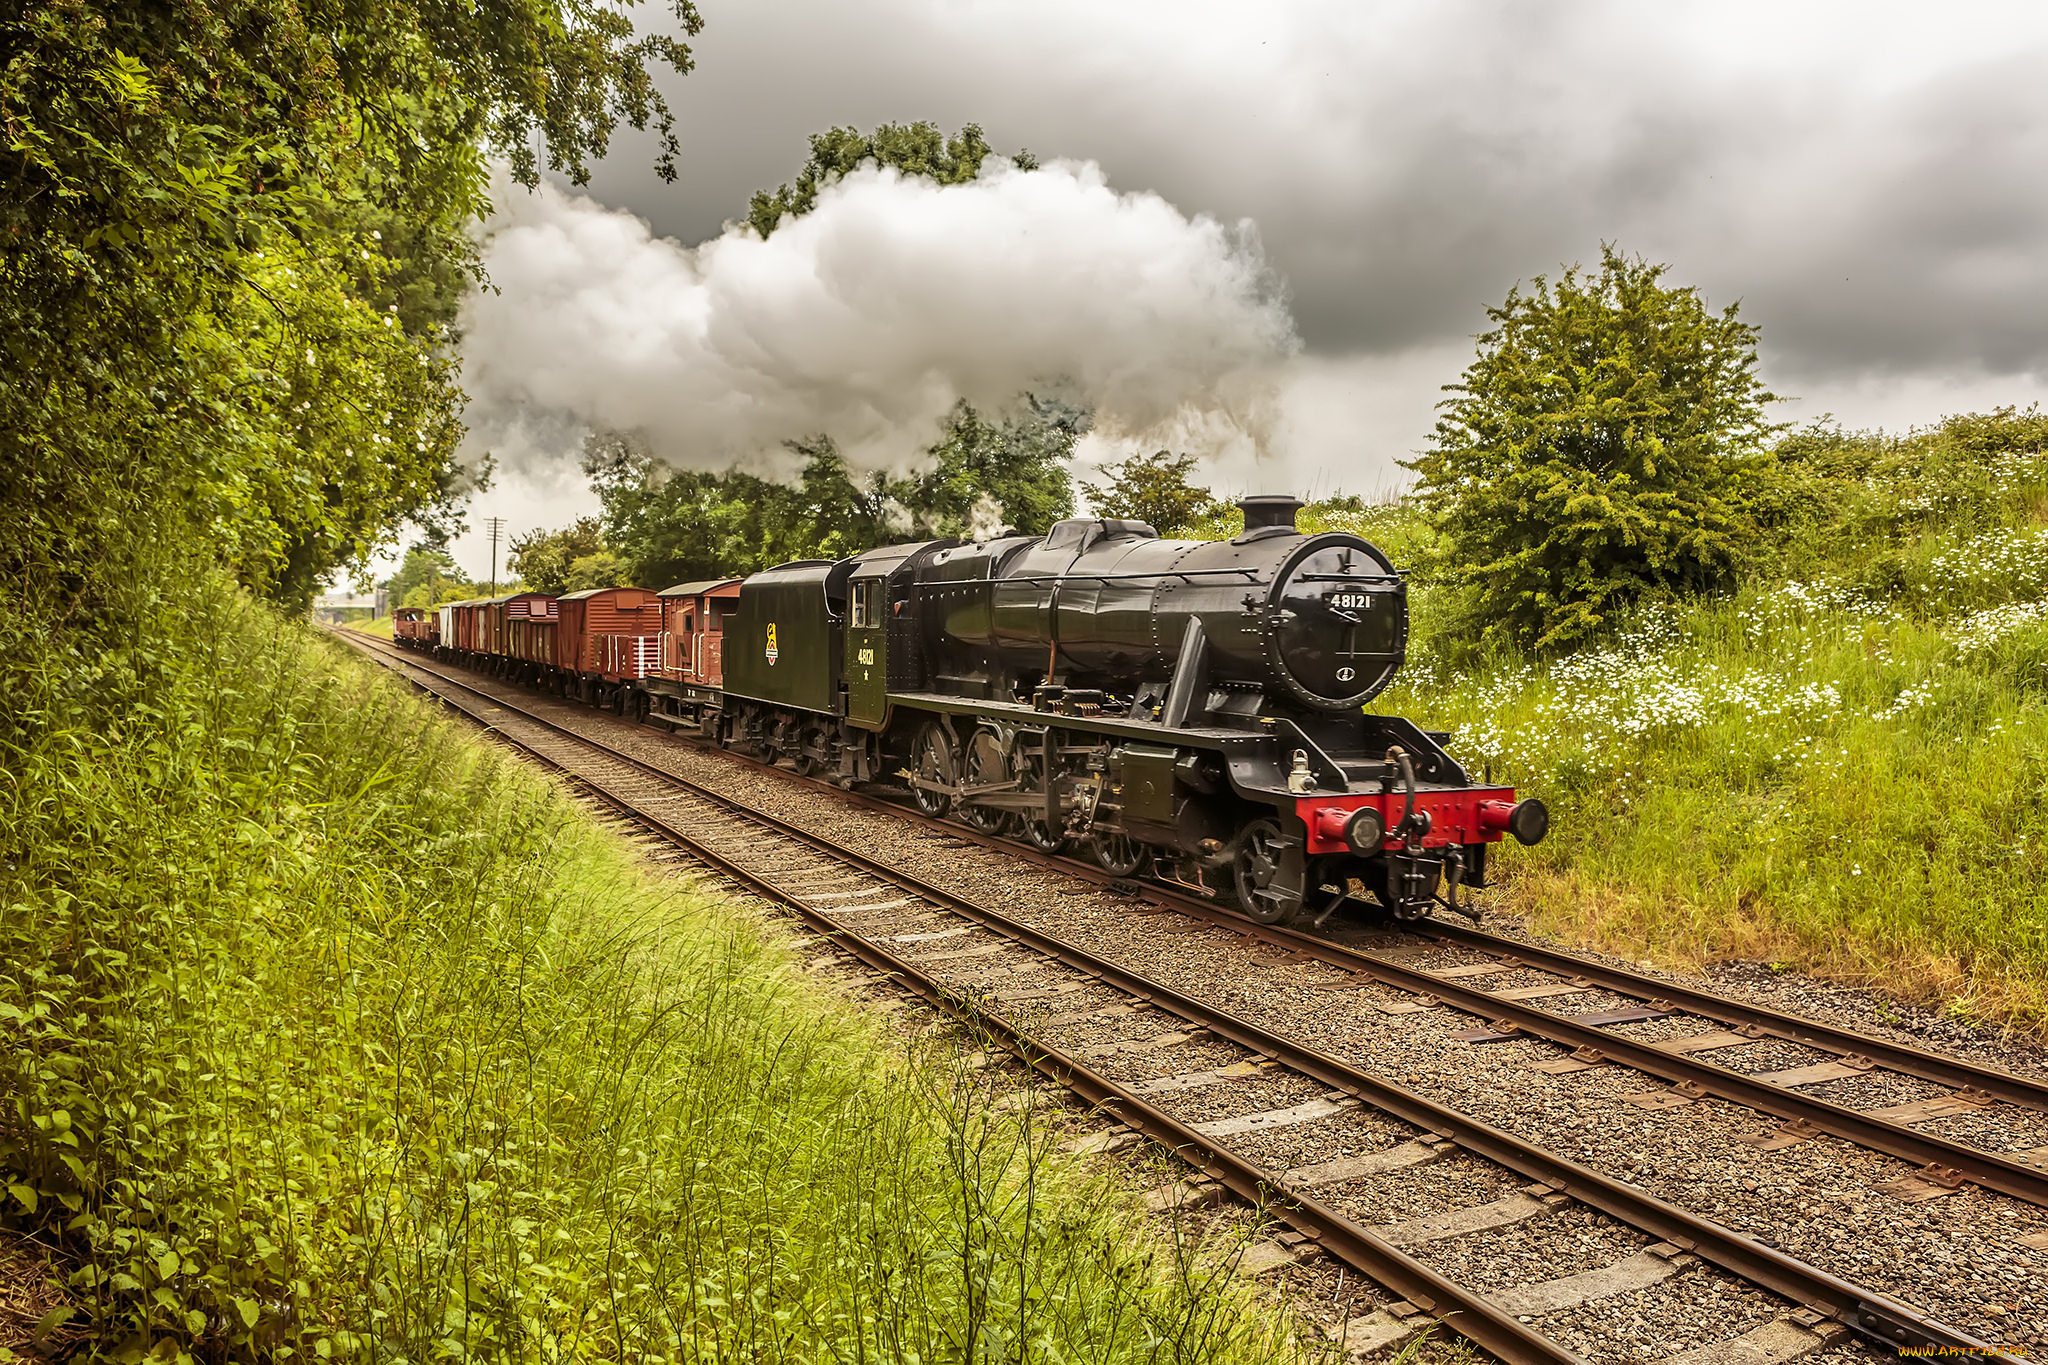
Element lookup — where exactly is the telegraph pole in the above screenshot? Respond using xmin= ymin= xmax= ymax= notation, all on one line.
xmin=485 ymin=516 xmax=508 ymax=597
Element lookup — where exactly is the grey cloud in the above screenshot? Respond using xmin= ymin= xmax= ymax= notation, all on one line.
xmin=570 ymin=0 xmax=2048 ymax=386
xmin=465 ymin=161 xmax=1299 ymax=479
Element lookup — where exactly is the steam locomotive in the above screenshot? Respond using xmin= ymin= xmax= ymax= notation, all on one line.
xmin=406 ymin=494 xmax=1546 ymax=926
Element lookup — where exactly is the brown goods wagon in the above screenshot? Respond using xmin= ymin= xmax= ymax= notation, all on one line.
xmin=480 ymin=594 xmax=513 ymax=658
xmin=484 ymin=591 xmax=558 ymax=659
xmin=437 ymin=599 xmax=475 ymax=652
xmin=655 ymin=578 xmax=742 ymax=686
xmin=557 ymin=587 xmax=663 ymax=680
xmin=454 ymin=600 xmax=492 ymax=655
xmin=507 ymin=616 xmax=559 ymax=667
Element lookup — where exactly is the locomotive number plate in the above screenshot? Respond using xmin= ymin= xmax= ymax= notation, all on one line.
xmin=1327 ymin=592 xmax=1375 ymax=610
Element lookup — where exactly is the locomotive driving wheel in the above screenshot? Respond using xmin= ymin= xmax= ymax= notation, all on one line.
xmin=956 ymin=727 xmax=1013 ymax=834
xmin=1232 ymin=819 xmax=1302 ymax=925
xmin=1009 ymin=730 xmax=1067 ymax=852
xmin=911 ymin=722 xmax=955 ymax=818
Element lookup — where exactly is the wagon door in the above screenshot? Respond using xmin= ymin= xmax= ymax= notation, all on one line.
xmin=845 ymin=571 xmax=889 ymax=727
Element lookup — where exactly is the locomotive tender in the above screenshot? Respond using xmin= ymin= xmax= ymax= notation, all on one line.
xmin=410 ymin=494 xmax=1546 ymax=927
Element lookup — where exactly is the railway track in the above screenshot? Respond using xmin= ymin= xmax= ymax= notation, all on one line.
xmin=626 ymin=681 xmax=2048 ymax=1202
xmin=351 ymin=640 xmax=2048 ymax=1211
xmin=340 ymin=631 xmax=2007 ymax=1363
xmin=867 ymin=802 xmax=2048 ymax=1137
xmin=635 ymin=711 xmax=2048 ymax=1207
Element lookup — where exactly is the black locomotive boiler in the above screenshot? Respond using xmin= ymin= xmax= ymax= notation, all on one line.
xmin=713 ymin=494 xmax=1546 ymax=926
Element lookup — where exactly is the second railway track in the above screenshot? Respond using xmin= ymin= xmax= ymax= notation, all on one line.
xmin=342 ymin=630 xmax=2020 ymax=1363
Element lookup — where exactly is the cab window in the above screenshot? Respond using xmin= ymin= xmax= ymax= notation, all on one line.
xmin=851 ymin=579 xmax=881 ymax=629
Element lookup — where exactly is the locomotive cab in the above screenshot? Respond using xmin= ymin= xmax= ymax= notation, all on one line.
xmin=843 ymin=541 xmax=960 ymax=728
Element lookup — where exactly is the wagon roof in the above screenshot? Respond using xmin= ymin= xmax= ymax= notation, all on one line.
xmin=655 ymin=578 xmax=742 ymax=597
xmin=557 ymin=586 xmax=658 ymax=601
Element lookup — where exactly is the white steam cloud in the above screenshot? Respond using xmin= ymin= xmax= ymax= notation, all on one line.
xmin=459 ymin=160 xmax=1300 ymax=479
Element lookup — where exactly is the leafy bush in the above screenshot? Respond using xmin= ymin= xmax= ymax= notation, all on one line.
xmin=1408 ymin=246 xmax=1780 ymax=653
xmin=1387 ymin=407 xmax=2048 ymax=1025
xmin=0 ymin=584 xmax=1300 ymax=1361
xmin=1081 ymin=452 xmax=1227 ymax=536
xmin=1755 ymin=407 xmax=2048 ymax=607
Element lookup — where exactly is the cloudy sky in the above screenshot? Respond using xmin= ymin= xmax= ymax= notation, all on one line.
xmin=418 ymin=0 xmax=2048 ymax=583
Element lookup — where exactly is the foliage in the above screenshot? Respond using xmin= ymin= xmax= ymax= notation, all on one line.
xmin=1384 ymin=407 xmax=2048 ymax=1025
xmin=747 ymin=121 xmax=1037 ymax=238
xmin=590 ymin=400 xmax=1079 ymax=586
xmin=1408 ymin=246 xmax=1781 ymax=652
xmin=561 ymin=548 xmax=627 ymax=592
xmin=507 ymin=517 xmax=613 ymax=594
xmin=1751 ymin=406 xmax=2048 ymax=586
xmin=381 ymin=546 xmax=482 ymax=610
xmin=0 ymin=583 xmax=1302 ymax=1358
xmin=1082 ymin=450 xmax=1226 ymax=535
xmin=1 ymin=0 xmax=701 ymax=619
xmin=899 ymin=398 xmax=1084 ymax=537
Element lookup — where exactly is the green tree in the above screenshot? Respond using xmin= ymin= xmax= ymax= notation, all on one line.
xmin=588 ymin=400 xmax=1081 ymax=588
xmin=1080 ymin=451 xmax=1224 ymax=535
xmin=898 ymin=399 xmax=1082 ymax=538
xmin=2 ymin=0 xmax=702 ymax=619
xmin=383 ymin=546 xmax=479 ymax=609
xmin=1407 ymin=246 xmax=1781 ymax=651
xmin=509 ymin=518 xmax=610 ymax=594
xmin=562 ymin=548 xmax=627 ymax=591
xmin=747 ymin=122 xmax=1037 ymax=238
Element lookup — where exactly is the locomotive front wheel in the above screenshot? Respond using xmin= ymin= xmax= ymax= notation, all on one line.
xmin=1232 ymin=819 xmax=1300 ymax=925
xmin=1091 ymin=831 xmax=1145 ymax=877
xmin=1020 ymin=818 xmax=1067 ymax=854
xmin=911 ymin=723 xmax=954 ymax=818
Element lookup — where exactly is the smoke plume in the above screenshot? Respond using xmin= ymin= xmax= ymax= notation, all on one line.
xmin=459 ymin=160 xmax=1299 ymax=480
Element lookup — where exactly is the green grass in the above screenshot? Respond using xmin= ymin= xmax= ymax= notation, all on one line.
xmin=0 ymin=583 xmax=1305 ymax=1362
xmin=1353 ymin=415 xmax=2048 ymax=1029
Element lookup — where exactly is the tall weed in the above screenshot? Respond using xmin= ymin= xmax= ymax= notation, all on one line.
xmin=0 ymin=583 xmax=1300 ymax=1361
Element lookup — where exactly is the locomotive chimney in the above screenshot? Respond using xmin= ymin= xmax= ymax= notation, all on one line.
xmin=1237 ymin=495 xmax=1303 ymax=532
